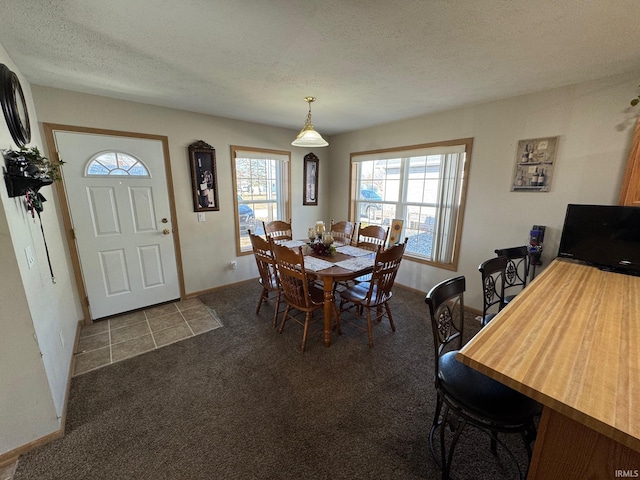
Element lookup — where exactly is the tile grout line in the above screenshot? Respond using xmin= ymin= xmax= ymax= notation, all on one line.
xmin=107 ymin=318 xmax=114 ymax=365
xmin=181 ymin=309 xmax=196 ymax=336
xmin=144 ymin=309 xmax=159 ymax=349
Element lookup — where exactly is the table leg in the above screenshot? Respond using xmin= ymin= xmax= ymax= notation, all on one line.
xmin=323 ymin=276 xmax=334 ymax=347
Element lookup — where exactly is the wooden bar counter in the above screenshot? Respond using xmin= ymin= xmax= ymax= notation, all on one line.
xmin=458 ymin=258 xmax=640 ymax=479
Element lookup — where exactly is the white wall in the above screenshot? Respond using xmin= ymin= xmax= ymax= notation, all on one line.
xmin=328 ymin=71 xmax=640 ymax=309
xmin=0 ymin=46 xmax=79 ymax=455
xmin=31 ymin=86 xmax=330 ymax=295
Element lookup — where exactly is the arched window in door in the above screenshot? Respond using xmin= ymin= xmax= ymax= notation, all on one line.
xmin=85 ymin=151 xmax=150 ymax=177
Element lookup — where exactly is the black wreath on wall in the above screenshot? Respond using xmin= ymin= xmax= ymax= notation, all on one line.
xmin=0 ymin=63 xmax=31 ymax=147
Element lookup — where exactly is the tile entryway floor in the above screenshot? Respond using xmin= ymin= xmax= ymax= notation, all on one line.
xmin=74 ymin=297 xmax=222 ymax=376
xmin=0 ymin=462 xmax=16 ymax=480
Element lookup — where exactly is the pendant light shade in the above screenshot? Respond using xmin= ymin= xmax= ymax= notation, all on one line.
xmin=291 ymin=96 xmax=328 ymax=147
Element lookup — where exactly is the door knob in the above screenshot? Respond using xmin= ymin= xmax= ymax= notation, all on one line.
xmin=161 ymin=218 xmax=168 ymax=223
xmin=163 ymin=229 xmax=170 ymax=235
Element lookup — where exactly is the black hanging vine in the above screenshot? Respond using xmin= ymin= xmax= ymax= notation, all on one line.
xmin=3 ymin=147 xmax=63 ymax=284
xmin=25 ymin=187 xmax=55 ymax=284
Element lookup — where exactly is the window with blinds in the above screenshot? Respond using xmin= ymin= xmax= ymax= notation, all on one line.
xmin=350 ymin=138 xmax=472 ymax=270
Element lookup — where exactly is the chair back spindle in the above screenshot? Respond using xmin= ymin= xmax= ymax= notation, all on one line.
xmin=425 ymin=275 xmax=465 ymax=378
xmin=330 ymin=219 xmax=354 ymax=246
xmin=365 ymin=241 xmax=406 ymax=305
xmin=355 ymin=224 xmax=389 ymax=252
xmin=478 ymin=255 xmax=508 ymax=326
xmin=494 ymin=246 xmax=530 ymax=302
xmin=271 ymin=242 xmax=307 ymax=307
xmin=263 ymin=220 xmax=293 ymax=242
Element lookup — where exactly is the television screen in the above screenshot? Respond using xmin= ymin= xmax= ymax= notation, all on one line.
xmin=557 ymin=204 xmax=640 ymax=276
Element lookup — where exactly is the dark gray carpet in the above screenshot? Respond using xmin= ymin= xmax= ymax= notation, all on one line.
xmin=13 ymin=281 xmax=531 ymax=480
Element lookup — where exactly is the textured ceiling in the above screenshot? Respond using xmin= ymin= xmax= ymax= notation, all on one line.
xmin=1 ymin=0 xmax=640 ymax=135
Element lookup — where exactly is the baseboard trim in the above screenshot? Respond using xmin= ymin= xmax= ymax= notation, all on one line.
xmin=61 ymin=320 xmax=83 ymax=426
xmin=393 ymin=281 xmax=482 ymax=317
xmin=0 ymin=427 xmax=63 ymax=467
xmin=0 ymin=320 xmax=81 ymax=467
xmin=0 ymin=455 xmax=18 ymax=469
xmin=187 ymin=278 xmax=256 ymax=299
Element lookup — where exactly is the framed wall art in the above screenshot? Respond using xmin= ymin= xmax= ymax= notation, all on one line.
xmin=189 ymin=140 xmax=219 ymax=211
xmin=511 ymin=136 xmax=559 ymax=192
xmin=0 ymin=63 xmax=31 ymax=147
xmin=303 ymin=152 xmax=318 ymax=205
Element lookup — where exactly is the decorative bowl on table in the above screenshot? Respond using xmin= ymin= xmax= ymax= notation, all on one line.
xmin=308 ymin=240 xmax=336 ymax=256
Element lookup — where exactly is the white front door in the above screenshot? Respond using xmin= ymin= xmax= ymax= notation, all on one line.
xmin=53 ymin=131 xmax=180 ymax=319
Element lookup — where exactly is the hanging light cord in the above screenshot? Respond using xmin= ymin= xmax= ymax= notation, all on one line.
xmin=303 ymin=102 xmax=313 ymax=127
xmin=25 ymin=188 xmax=56 ymax=284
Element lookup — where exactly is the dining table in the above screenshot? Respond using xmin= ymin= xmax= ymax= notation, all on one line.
xmin=277 ymin=240 xmax=376 ymax=347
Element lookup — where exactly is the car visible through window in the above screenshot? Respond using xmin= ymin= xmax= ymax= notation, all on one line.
xmin=359 ymin=189 xmax=382 ymax=220
xmin=237 ymin=195 xmax=255 ymax=232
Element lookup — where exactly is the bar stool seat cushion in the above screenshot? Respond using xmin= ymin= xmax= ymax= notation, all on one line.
xmin=438 ymin=351 xmax=538 ymax=424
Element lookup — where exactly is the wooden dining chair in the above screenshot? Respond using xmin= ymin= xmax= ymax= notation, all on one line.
xmin=355 ymin=223 xmax=389 ymax=252
xmin=351 ymin=223 xmax=390 ymax=284
xmin=478 ymin=255 xmax=508 ymax=326
xmin=263 ymin=219 xmax=292 ymax=242
xmin=330 ymin=219 xmax=355 ymax=246
xmin=494 ymin=246 xmax=530 ymax=304
xmin=248 ymin=230 xmax=281 ymax=327
xmin=425 ymin=276 xmax=538 ymax=480
xmin=338 ymin=239 xmax=407 ymax=347
xmin=270 ymin=239 xmax=340 ymax=352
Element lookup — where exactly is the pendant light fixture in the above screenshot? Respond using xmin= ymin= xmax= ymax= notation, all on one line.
xmin=291 ymin=96 xmax=329 ymax=147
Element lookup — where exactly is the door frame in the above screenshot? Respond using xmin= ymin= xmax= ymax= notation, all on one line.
xmin=43 ymin=123 xmax=186 ymax=325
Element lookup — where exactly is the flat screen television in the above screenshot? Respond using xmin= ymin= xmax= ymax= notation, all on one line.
xmin=557 ymin=204 xmax=640 ymax=276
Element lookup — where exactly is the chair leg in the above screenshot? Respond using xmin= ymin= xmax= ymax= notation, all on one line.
xmin=256 ymin=287 xmax=268 ymax=314
xmin=301 ymin=311 xmax=311 ymax=353
xmin=429 ymin=394 xmax=444 ymax=466
xmin=490 ymin=432 xmax=498 ymax=454
xmin=441 ymin=406 xmax=468 ymax=480
xmin=365 ymin=308 xmax=374 ymax=348
xmin=431 ymin=397 xmax=532 ymax=480
xmin=385 ymin=302 xmax=396 ymax=332
xmin=339 ymin=297 xmax=346 ymax=313
xmin=271 ymin=291 xmax=281 ymax=328
xmin=333 ymin=303 xmax=342 ymax=335
xmin=520 ymin=422 xmax=536 ymax=479
xmin=278 ymin=305 xmax=290 ymax=333
xmin=439 ymin=404 xmax=450 ymax=480
xmin=521 ymin=421 xmax=536 ymax=461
